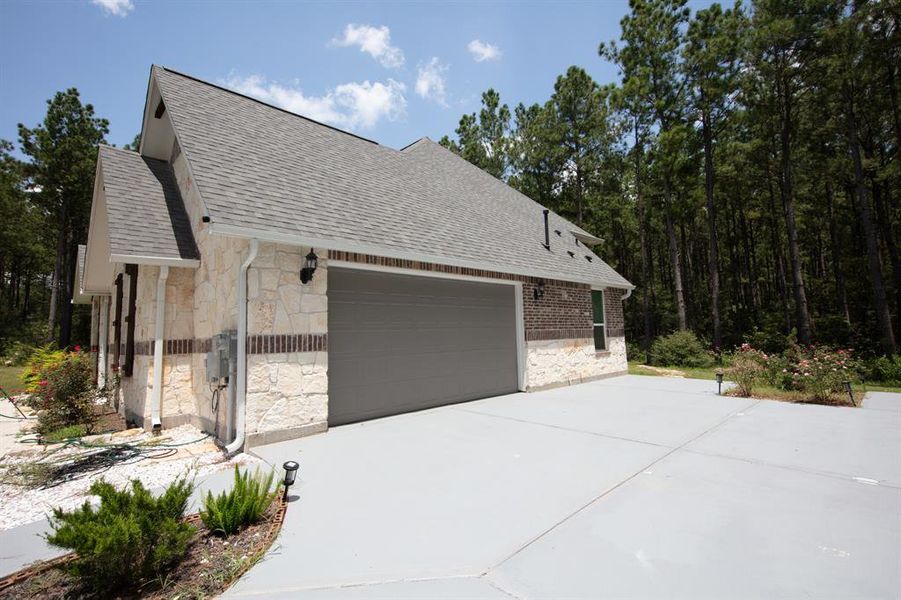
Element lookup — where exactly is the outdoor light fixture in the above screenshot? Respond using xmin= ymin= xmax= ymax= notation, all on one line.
xmin=282 ymin=461 xmax=299 ymax=501
xmin=842 ymin=380 xmax=854 ymax=404
xmin=299 ymin=249 xmax=318 ymax=284
xmin=715 ymin=371 xmax=724 ymax=396
xmin=533 ymin=281 xmax=545 ymax=301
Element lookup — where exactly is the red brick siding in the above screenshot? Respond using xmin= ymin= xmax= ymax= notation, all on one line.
xmin=603 ymin=288 xmax=626 ymax=337
xmin=329 ymin=250 xmax=628 ymax=341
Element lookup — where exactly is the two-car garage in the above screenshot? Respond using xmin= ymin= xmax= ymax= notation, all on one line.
xmin=327 ymin=267 xmax=521 ymax=426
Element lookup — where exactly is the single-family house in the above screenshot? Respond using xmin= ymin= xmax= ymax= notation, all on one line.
xmin=78 ymin=66 xmax=634 ymax=450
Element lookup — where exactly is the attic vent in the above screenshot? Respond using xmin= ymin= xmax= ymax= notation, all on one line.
xmin=567 ymin=251 xmax=575 ymax=258
xmin=154 ymin=100 xmax=166 ymax=119
xmin=586 ymin=255 xmax=593 ymax=262
xmin=542 ymin=209 xmax=550 ymax=250
xmin=555 ymin=229 xmax=562 ymax=236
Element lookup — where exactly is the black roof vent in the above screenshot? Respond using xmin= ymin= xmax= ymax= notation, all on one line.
xmin=585 ymin=255 xmax=593 ymax=262
xmin=555 ymin=229 xmax=562 ymax=236
xmin=567 ymin=251 xmax=575 ymax=258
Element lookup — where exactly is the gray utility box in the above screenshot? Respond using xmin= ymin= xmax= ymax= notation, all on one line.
xmin=206 ymin=330 xmax=237 ymax=383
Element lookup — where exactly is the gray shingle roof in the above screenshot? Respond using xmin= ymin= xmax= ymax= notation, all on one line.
xmin=100 ymin=145 xmax=199 ymax=263
xmin=153 ymin=66 xmax=631 ymax=288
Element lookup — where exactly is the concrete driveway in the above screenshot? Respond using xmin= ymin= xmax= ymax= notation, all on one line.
xmin=228 ymin=375 xmax=901 ymax=599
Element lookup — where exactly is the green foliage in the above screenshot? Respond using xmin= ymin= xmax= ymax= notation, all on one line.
xmin=21 ymin=343 xmax=67 ymax=392
xmin=863 ymin=355 xmax=901 ymax=385
xmin=725 ymin=345 xmax=766 ymax=396
xmin=41 ymin=423 xmax=87 ymax=443
xmin=29 ymin=349 xmax=97 ymax=435
xmin=651 ymin=330 xmax=713 ymax=367
xmin=200 ymin=466 xmax=278 ymax=537
xmin=47 ymin=477 xmax=195 ymax=592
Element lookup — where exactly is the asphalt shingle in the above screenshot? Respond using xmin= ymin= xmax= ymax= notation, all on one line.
xmin=153 ymin=66 xmax=631 ymax=288
xmin=100 ymin=145 xmax=199 ymax=262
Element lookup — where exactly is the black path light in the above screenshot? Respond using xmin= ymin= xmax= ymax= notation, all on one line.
xmin=842 ymin=380 xmax=854 ymax=404
xmin=715 ymin=371 xmax=724 ymax=396
xmin=299 ymin=249 xmax=318 ymax=284
xmin=282 ymin=461 xmax=299 ymax=501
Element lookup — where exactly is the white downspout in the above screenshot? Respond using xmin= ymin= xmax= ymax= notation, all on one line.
xmin=226 ymin=239 xmax=258 ymax=455
xmin=97 ymin=296 xmax=109 ymax=388
xmin=150 ymin=266 xmax=169 ymax=429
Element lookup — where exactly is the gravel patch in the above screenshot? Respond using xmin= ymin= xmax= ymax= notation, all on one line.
xmin=0 ymin=424 xmax=260 ymax=531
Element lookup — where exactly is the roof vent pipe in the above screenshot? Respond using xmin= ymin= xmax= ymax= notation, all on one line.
xmin=542 ymin=209 xmax=550 ymax=250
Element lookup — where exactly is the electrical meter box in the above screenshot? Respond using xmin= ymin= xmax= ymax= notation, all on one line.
xmin=205 ymin=330 xmax=237 ymax=383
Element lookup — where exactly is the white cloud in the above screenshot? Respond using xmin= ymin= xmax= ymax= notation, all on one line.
xmin=331 ymin=24 xmax=405 ymax=68
xmin=467 ymin=39 xmax=501 ymax=62
xmin=223 ymin=74 xmax=406 ymax=131
xmin=415 ymin=58 xmax=449 ymax=106
xmin=91 ymin=0 xmax=134 ymax=17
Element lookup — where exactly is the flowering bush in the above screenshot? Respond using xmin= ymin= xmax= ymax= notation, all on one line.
xmin=30 ymin=349 xmax=97 ymax=435
xmin=785 ymin=346 xmax=857 ymax=402
xmin=726 ymin=344 xmax=767 ymax=396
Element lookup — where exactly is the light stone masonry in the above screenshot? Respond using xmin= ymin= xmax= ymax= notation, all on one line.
xmin=525 ymin=336 xmax=627 ymax=390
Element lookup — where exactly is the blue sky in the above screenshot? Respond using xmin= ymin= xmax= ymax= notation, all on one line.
xmin=1 ymin=0 xmax=712 ymax=153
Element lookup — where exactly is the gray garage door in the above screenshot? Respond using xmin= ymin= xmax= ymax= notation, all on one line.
xmin=328 ymin=268 xmax=519 ymax=426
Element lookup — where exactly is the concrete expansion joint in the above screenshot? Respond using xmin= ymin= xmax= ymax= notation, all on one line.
xmin=483 ymin=399 xmax=761 ymax=576
xmin=227 ymin=573 xmax=485 ymax=596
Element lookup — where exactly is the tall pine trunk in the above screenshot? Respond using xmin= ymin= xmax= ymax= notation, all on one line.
xmin=844 ymin=83 xmax=896 ymax=354
xmin=46 ymin=203 xmax=68 ymax=344
xmin=826 ymin=182 xmax=851 ymax=326
xmin=634 ymin=122 xmax=654 ymax=360
xmin=663 ymin=176 xmax=688 ymax=330
xmin=701 ymin=110 xmax=722 ymax=349
xmin=778 ymin=77 xmax=812 ymax=344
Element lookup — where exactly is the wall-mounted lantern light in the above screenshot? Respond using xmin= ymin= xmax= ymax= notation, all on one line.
xmin=715 ymin=371 xmax=724 ymax=395
xmin=282 ymin=460 xmax=299 ymax=501
xmin=299 ymin=249 xmax=318 ymax=284
xmin=533 ymin=281 xmax=545 ymax=301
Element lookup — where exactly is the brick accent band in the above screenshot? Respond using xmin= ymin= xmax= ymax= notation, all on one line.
xmin=526 ymin=329 xmax=594 ymax=341
xmin=131 ymin=334 xmax=327 ymax=356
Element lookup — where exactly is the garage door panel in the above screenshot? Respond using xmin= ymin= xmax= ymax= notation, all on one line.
xmin=328 ymin=269 xmax=518 ymax=426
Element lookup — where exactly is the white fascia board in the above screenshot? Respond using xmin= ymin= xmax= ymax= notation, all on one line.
xmin=209 ymin=222 xmax=633 ymax=290
xmin=109 ymin=253 xmax=200 ymax=268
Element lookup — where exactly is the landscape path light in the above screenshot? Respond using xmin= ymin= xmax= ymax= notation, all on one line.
xmin=282 ymin=461 xmax=299 ymax=501
xmin=842 ymin=380 xmax=854 ymax=404
xmin=715 ymin=371 xmax=724 ymax=396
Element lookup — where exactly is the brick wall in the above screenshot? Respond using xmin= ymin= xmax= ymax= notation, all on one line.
xmin=329 ymin=250 xmax=628 ymax=342
xmin=604 ymin=288 xmax=626 ymax=337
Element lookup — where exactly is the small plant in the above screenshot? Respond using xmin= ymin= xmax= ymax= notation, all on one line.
xmin=651 ymin=330 xmax=713 ymax=368
xmin=726 ymin=344 xmax=766 ymax=396
xmin=47 ymin=476 xmax=195 ymax=592
xmin=30 ymin=350 xmax=97 ymax=435
xmin=201 ymin=466 xmax=278 ymax=536
xmin=41 ymin=424 xmax=87 ymax=443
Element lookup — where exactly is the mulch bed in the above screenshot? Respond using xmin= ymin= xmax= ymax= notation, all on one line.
xmin=0 ymin=498 xmax=287 ymax=599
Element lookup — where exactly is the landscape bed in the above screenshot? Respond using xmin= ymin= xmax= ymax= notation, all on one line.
xmin=0 ymin=497 xmax=287 ymax=599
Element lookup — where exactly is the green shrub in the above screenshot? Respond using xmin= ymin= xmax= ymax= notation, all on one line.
xmin=788 ymin=346 xmax=858 ymax=402
xmin=200 ymin=466 xmax=278 ymax=536
xmin=863 ymin=355 xmax=901 ymax=385
xmin=726 ymin=344 xmax=766 ymax=396
xmin=650 ymin=331 xmax=713 ymax=367
xmin=31 ymin=351 xmax=97 ymax=435
xmin=1 ymin=341 xmax=37 ymax=367
xmin=47 ymin=476 xmax=195 ymax=592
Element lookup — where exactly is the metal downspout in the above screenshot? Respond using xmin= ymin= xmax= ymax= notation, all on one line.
xmin=225 ymin=239 xmax=258 ymax=456
xmin=150 ymin=266 xmax=169 ymax=429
